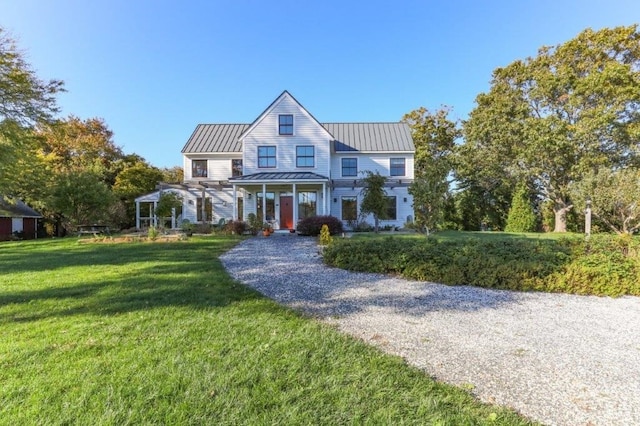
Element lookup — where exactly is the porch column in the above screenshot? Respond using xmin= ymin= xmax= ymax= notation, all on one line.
xmin=135 ymin=201 xmax=140 ymax=229
xmin=292 ymin=183 xmax=298 ymax=228
xmin=232 ymin=184 xmax=237 ymax=220
xmin=322 ymin=182 xmax=327 ymax=215
xmin=262 ymin=183 xmax=267 ymax=222
xmin=153 ymin=201 xmax=158 ymax=226
xmin=171 ymin=207 xmax=176 ymax=229
xmin=201 ymin=187 xmax=206 ymax=223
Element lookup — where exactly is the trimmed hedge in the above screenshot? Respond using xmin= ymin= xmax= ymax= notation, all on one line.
xmin=297 ymin=215 xmax=343 ymax=236
xmin=322 ymin=234 xmax=640 ymax=297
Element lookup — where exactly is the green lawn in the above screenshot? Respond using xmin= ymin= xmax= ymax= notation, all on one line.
xmin=0 ymin=237 xmax=533 ymax=425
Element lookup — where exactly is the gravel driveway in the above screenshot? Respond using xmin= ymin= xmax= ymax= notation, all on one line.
xmin=220 ymin=234 xmax=640 ymax=426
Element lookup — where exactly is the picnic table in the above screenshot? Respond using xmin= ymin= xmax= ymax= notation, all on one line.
xmin=77 ymin=225 xmax=110 ymax=236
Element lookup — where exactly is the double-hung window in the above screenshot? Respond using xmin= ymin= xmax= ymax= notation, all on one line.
xmin=296 ymin=146 xmax=314 ymax=168
xmin=231 ymin=159 xmax=243 ymax=177
xmin=192 ymin=159 xmax=208 ymax=178
xmin=258 ymin=146 xmax=276 ymax=168
xmin=385 ymin=196 xmax=397 ymax=220
xmin=341 ymin=158 xmax=357 ymax=177
xmin=278 ymin=114 xmax=293 ymax=135
xmin=390 ymin=158 xmax=405 ymax=177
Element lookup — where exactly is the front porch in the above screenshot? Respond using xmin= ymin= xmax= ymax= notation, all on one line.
xmin=230 ymin=172 xmax=330 ymax=230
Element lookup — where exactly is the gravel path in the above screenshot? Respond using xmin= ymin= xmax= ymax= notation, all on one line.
xmin=220 ymin=234 xmax=640 ymax=426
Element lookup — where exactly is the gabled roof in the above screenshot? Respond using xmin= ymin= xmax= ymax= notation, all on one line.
xmin=181 ymin=122 xmax=414 ymax=154
xmin=238 ymin=90 xmax=333 ymax=141
xmin=324 ymin=122 xmax=414 ymax=152
xmin=0 ymin=197 xmax=42 ymax=218
xmin=181 ymin=124 xmax=248 ymax=153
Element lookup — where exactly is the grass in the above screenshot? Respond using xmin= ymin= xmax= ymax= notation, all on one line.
xmin=0 ymin=237 xmax=533 ymax=425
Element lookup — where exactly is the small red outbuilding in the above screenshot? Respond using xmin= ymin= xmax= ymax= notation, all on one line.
xmin=0 ymin=197 xmax=41 ymax=241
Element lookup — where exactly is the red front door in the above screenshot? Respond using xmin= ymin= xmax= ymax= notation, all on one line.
xmin=279 ymin=196 xmax=293 ymax=229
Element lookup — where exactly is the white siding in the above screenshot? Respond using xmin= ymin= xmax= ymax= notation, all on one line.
xmin=241 ymin=95 xmax=331 ymax=177
xmin=329 ymin=187 xmax=413 ymax=229
xmin=330 ymin=153 xmax=414 ymax=179
xmin=183 ymin=154 xmax=242 ymax=181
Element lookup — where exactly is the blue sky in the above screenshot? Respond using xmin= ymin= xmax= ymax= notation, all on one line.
xmin=3 ymin=0 xmax=639 ymax=168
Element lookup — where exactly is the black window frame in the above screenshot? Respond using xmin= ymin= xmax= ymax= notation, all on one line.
xmin=258 ymin=146 xmax=276 ymax=168
xmin=385 ymin=196 xmax=397 ymax=220
xmin=390 ymin=158 xmax=405 ymax=177
xmin=231 ymin=159 xmax=243 ymax=177
xmin=278 ymin=114 xmax=294 ymax=135
xmin=296 ymin=146 xmax=315 ymax=168
xmin=192 ymin=159 xmax=208 ymax=178
xmin=341 ymin=158 xmax=357 ymax=177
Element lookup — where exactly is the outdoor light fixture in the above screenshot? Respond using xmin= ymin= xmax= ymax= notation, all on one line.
xmin=333 ymin=198 xmax=337 ymax=203
xmin=403 ymin=197 xmax=407 ymax=203
xmin=247 ymin=193 xmax=252 ymax=200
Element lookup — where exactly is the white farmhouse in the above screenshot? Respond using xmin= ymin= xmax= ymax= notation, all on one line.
xmin=135 ymin=91 xmax=415 ymax=230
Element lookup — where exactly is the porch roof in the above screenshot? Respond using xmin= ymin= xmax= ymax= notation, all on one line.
xmin=229 ymin=172 xmax=329 ymax=183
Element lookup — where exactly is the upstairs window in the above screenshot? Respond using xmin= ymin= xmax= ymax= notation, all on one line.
xmin=278 ymin=114 xmax=293 ymax=135
xmin=341 ymin=158 xmax=357 ymax=177
xmin=296 ymin=146 xmax=314 ymax=168
xmin=232 ymin=159 xmax=243 ymax=177
xmin=192 ymin=159 xmax=208 ymax=178
xmin=390 ymin=158 xmax=405 ymax=177
xmin=258 ymin=146 xmax=276 ymax=168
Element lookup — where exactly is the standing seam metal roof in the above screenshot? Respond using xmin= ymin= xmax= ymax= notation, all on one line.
xmin=181 ymin=122 xmax=414 ymax=154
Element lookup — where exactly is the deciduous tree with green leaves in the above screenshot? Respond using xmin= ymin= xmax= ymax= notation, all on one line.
xmin=403 ymin=107 xmax=459 ymax=234
xmin=359 ymin=171 xmax=388 ymax=233
xmin=0 ymin=27 xmax=64 ymax=197
xmin=461 ymin=25 xmax=640 ymax=232
xmin=571 ymin=167 xmax=640 ymax=234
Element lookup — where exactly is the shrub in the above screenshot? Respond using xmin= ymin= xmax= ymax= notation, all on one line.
xmin=323 ymin=234 xmax=640 ymax=297
xmin=148 ymin=226 xmax=159 ymax=241
xmin=247 ymin=213 xmax=261 ymax=235
xmin=297 ymin=215 xmax=343 ymax=236
xmin=505 ymin=183 xmax=537 ymax=232
xmin=224 ymin=220 xmax=247 ymax=235
xmin=319 ymin=224 xmax=333 ymax=246
xmin=194 ymin=223 xmax=212 ymax=234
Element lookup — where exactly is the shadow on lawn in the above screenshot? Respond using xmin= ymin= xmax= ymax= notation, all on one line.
xmin=0 ymin=238 xmax=269 ymax=323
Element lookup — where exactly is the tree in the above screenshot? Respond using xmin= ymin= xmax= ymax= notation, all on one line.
xmin=0 ymin=28 xmax=64 ymax=126
xmin=155 ymin=192 xmax=183 ymax=221
xmin=0 ymin=27 xmax=64 ymax=197
xmin=461 ymin=25 xmax=640 ymax=232
xmin=505 ymin=183 xmax=537 ymax=232
xmin=113 ymin=162 xmax=164 ymax=227
xmin=403 ymin=107 xmax=459 ymax=233
xmin=571 ymin=168 xmax=640 ymax=234
xmin=161 ymin=166 xmax=184 ymax=184
xmin=50 ymin=171 xmax=115 ymax=232
xmin=359 ymin=171 xmax=388 ymax=233
xmin=38 ymin=116 xmax=123 ymax=184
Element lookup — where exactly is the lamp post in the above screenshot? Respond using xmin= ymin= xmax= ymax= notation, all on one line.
xmin=585 ymin=197 xmax=592 ymax=238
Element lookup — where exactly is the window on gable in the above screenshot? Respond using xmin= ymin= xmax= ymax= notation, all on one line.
xmin=258 ymin=146 xmax=276 ymax=168
xmin=232 ymin=159 xmax=243 ymax=177
xmin=296 ymin=146 xmax=314 ymax=168
xmin=385 ymin=196 xmax=397 ymax=220
xmin=192 ymin=159 xmax=208 ymax=178
xmin=390 ymin=158 xmax=405 ymax=177
xmin=341 ymin=158 xmax=357 ymax=177
xmin=278 ymin=114 xmax=293 ymax=135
